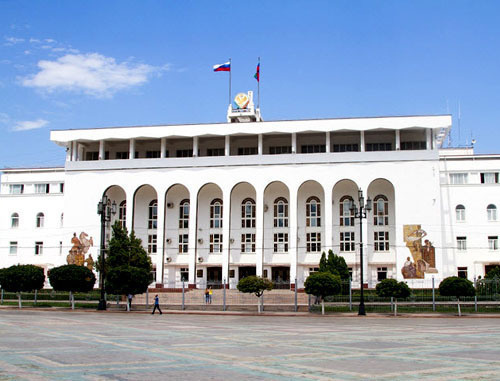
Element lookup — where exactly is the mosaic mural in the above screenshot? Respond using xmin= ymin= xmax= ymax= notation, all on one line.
xmin=402 ymin=224 xmax=438 ymax=279
xmin=66 ymin=232 xmax=94 ymax=271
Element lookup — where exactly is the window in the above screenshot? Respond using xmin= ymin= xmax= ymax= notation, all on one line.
xmin=116 ymin=151 xmax=129 ymax=159
xmin=207 ymin=148 xmax=225 ymax=156
xmin=340 ymin=196 xmax=354 ymax=226
xmin=178 ymin=234 xmax=189 ymax=253
xmin=146 ymin=150 xmax=161 ymax=158
xmin=210 ymin=199 xmax=223 ymax=228
xmin=11 ymin=213 xmax=19 ymax=228
xmin=180 ymin=268 xmax=189 ymax=282
xmin=59 ymin=241 xmax=63 ymax=255
xmin=197 ymin=269 xmax=203 ymax=278
xmin=9 ymin=184 xmax=24 ymax=194
xmin=210 ymin=234 xmax=223 ymax=253
xmin=59 ymin=183 xmax=64 ymax=193
xmin=450 ymin=173 xmax=468 ymax=184
xmin=373 ymin=195 xmax=388 ymax=226
xmin=179 ymin=200 xmax=190 ymax=229
xmin=457 ymin=236 xmax=467 ymax=251
xmin=301 ymin=144 xmax=326 ymax=153
xmin=488 ymin=236 xmax=498 ymax=250
xmin=241 ymin=233 xmax=256 ymax=253
xmin=237 ymin=147 xmax=257 ymax=155
xmin=273 ymin=233 xmax=289 ymax=253
xmin=148 ymin=234 xmax=157 ymax=254
xmin=487 ymin=204 xmax=497 ymax=221
xmin=481 ymin=172 xmax=499 ymax=184
xmin=457 ymin=267 xmax=468 ymax=279
xmin=377 ymin=267 xmax=388 ymax=281
xmin=35 ymin=184 xmax=50 ymax=194
xmin=401 ymin=141 xmax=426 ymax=150
xmin=35 ymin=241 xmax=43 ymax=255
xmin=36 ymin=213 xmax=44 ymax=228
xmin=306 ymin=196 xmax=321 ymax=227
xmin=306 ymin=232 xmax=321 ymax=252
xmin=348 ymin=267 xmax=353 ymax=279
xmin=85 ymin=151 xmax=99 ymax=161
xmin=176 ymin=149 xmax=193 ymax=157
xmin=148 ymin=200 xmax=158 ymax=229
xmin=9 ymin=241 xmax=17 ymax=255
xmin=374 ymin=231 xmax=389 ymax=251
xmin=269 ymin=146 xmax=292 ymax=155
xmin=119 ymin=201 xmax=127 ymax=228
xmin=333 ymin=143 xmax=359 ymax=152
xmin=274 ymin=197 xmax=289 ymax=228
xmin=455 ymin=205 xmax=466 ymax=222
xmin=366 ymin=143 xmax=392 ymax=151
xmin=340 ymin=232 xmax=355 ymax=252
xmin=241 ymin=198 xmax=256 ymax=228
xmin=151 ymin=265 xmax=156 ymax=283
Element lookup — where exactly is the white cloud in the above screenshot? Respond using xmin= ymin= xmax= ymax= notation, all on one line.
xmin=22 ymin=53 xmax=163 ymax=97
xmin=4 ymin=36 xmax=25 ymax=46
xmin=0 ymin=113 xmax=9 ymax=124
xmin=12 ymin=119 xmax=48 ymax=131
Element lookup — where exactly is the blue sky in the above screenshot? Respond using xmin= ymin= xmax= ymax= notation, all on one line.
xmin=1 ymin=0 xmax=500 ymax=167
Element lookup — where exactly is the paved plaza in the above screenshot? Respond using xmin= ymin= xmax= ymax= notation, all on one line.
xmin=1 ymin=311 xmax=500 ymax=380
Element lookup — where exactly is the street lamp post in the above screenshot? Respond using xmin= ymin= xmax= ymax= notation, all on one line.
xmin=350 ymin=188 xmax=372 ymax=316
xmin=97 ymin=195 xmax=116 ymax=311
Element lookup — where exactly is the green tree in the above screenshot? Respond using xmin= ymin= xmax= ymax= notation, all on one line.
xmin=439 ymin=276 xmax=475 ymax=316
xmin=304 ymin=272 xmax=341 ymax=315
xmin=326 ymin=250 xmax=350 ymax=281
xmin=485 ymin=266 xmax=500 ymax=279
xmin=319 ymin=252 xmax=328 ymax=273
xmin=48 ymin=265 xmax=96 ymax=309
xmin=237 ymin=276 xmax=273 ymax=313
xmin=1 ymin=265 xmax=45 ymax=308
xmin=375 ymin=279 xmax=411 ymax=316
xmin=104 ymin=221 xmax=153 ymax=311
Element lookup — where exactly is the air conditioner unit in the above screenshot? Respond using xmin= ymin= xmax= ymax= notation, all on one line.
xmin=166 ymin=257 xmax=172 ymax=263
xmin=198 ymin=257 xmax=203 ymax=263
xmin=166 ymin=238 xmax=172 ymax=244
xmin=197 ymin=238 xmax=203 ymax=244
xmin=167 ymin=202 xmax=174 ymax=209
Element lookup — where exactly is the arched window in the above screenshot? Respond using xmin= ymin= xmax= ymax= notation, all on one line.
xmin=179 ymin=199 xmax=190 ymax=229
xmin=373 ymin=195 xmax=389 ymax=226
xmin=241 ymin=198 xmax=256 ymax=228
xmin=11 ymin=213 xmax=19 ymax=228
xmin=36 ymin=212 xmax=44 ymax=228
xmin=210 ymin=198 xmax=223 ymax=228
xmin=455 ymin=204 xmax=465 ymax=222
xmin=274 ymin=197 xmax=289 ymax=228
xmin=148 ymin=199 xmax=158 ymax=229
xmin=119 ymin=201 xmax=127 ymax=228
xmin=487 ymin=204 xmax=497 ymax=221
xmin=306 ymin=196 xmax=321 ymax=227
xmin=339 ymin=196 xmax=354 ymax=227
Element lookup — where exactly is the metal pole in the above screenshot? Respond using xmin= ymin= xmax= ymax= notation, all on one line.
xmin=223 ymin=278 xmax=226 ymax=312
xmin=294 ymin=278 xmax=298 ymax=312
xmin=349 ymin=277 xmax=352 ymax=311
xmin=261 ymin=292 xmax=264 ymax=312
xmin=474 ymin=277 xmax=477 ymax=312
xmin=228 ymin=58 xmax=232 ymax=106
xmin=182 ymin=280 xmax=185 ymax=310
xmin=308 ymin=293 xmax=311 ymax=312
xmin=358 ymin=209 xmax=366 ymax=315
xmin=432 ymin=277 xmax=436 ymax=312
xmin=34 ymin=289 xmax=37 ymax=306
xmin=146 ymin=288 xmax=149 ymax=311
xmin=1 ymin=288 xmax=3 ymax=305
xmin=391 ymin=297 xmax=394 ymax=313
xmin=98 ymin=201 xmax=107 ymax=310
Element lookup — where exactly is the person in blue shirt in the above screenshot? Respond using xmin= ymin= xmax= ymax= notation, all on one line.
xmin=152 ymin=294 xmax=162 ymax=315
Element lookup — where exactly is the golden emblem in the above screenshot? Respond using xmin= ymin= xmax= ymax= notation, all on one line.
xmin=234 ymin=93 xmax=249 ymax=109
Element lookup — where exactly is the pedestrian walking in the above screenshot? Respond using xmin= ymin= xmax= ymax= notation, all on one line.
xmin=127 ymin=294 xmax=133 ymax=310
xmin=152 ymin=294 xmax=162 ymax=315
xmin=208 ymin=287 xmax=213 ymax=304
xmin=204 ymin=288 xmax=209 ymax=304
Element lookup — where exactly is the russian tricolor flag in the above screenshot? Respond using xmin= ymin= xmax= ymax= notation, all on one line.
xmin=213 ymin=61 xmax=231 ymax=72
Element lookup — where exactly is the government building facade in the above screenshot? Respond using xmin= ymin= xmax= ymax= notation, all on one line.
xmin=1 ymin=92 xmax=499 ymax=289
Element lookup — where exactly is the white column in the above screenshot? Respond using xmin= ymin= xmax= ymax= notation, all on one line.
xmin=395 ymin=130 xmax=400 ymax=150
xmin=324 ymin=187 xmax=333 ymax=253
xmin=78 ymin=144 xmax=84 ymax=162
xmin=66 ymin=144 xmax=72 ymax=162
xmin=325 ymin=132 xmax=331 ymax=153
xmin=222 ymin=189 xmax=231 ymax=286
xmin=291 ymin=133 xmax=297 ymax=154
xmin=289 ymin=188 xmax=298 ymax=287
xmin=188 ymin=191 xmax=198 ymax=286
xmin=361 ymin=189 xmax=369 ymax=287
xmin=156 ymin=195 xmax=165 ymax=285
xmin=125 ymin=189 xmax=134 ymax=234
xmin=426 ymin=128 xmax=432 ymax=149
xmin=129 ymin=139 xmax=135 ymax=159
xmin=256 ymin=187 xmax=264 ymax=277
xmin=160 ymin=138 xmax=167 ymax=158
xmin=258 ymin=134 xmax=263 ymax=155
xmin=99 ymin=140 xmax=105 ymax=160
xmin=360 ymin=131 xmax=365 ymax=152
xmin=72 ymin=141 xmax=78 ymax=161
xmin=225 ymin=135 xmax=230 ymax=156
xmin=193 ymin=137 xmax=198 ymax=157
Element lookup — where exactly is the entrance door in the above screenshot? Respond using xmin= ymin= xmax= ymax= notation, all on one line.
xmin=207 ymin=266 xmax=223 ymax=288
xmin=239 ymin=266 xmax=256 ymax=280
xmin=272 ymin=266 xmax=290 ymax=289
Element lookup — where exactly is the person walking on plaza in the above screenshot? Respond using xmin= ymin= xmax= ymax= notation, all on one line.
xmin=208 ymin=287 xmax=213 ymax=304
xmin=204 ymin=288 xmax=209 ymax=304
xmin=152 ymin=294 xmax=162 ymax=315
xmin=127 ymin=294 xmax=133 ymax=310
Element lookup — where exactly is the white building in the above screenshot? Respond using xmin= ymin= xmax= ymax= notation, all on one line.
xmin=1 ymin=92 xmax=499 ymax=289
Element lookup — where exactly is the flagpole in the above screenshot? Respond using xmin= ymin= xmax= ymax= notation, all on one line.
xmin=257 ymin=57 xmax=260 ymax=109
xmin=229 ymin=58 xmax=232 ymax=106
